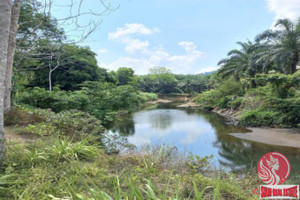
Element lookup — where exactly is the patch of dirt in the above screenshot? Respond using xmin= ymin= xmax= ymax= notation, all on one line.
xmin=231 ymin=128 xmax=300 ymax=148
xmin=148 ymin=98 xmax=173 ymax=104
xmin=177 ymin=101 xmax=199 ymax=108
xmin=5 ymin=126 xmax=38 ymax=145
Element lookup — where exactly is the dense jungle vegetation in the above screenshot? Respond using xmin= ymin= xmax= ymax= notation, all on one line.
xmin=1 ymin=0 xmax=300 ymax=199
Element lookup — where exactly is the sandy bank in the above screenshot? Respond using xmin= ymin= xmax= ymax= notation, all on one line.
xmin=231 ymin=128 xmax=300 ymax=148
xmin=177 ymin=102 xmax=199 ymax=108
xmin=147 ymin=98 xmax=173 ymax=104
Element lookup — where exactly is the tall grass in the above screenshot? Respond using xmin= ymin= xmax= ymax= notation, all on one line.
xmin=3 ymin=133 xmax=257 ymax=199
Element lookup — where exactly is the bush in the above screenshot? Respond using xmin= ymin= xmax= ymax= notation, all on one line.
xmin=6 ymin=106 xmax=105 ymax=140
xmin=16 ymin=84 xmax=148 ymax=126
xmin=239 ymin=109 xmax=282 ymax=127
xmin=140 ymin=92 xmax=158 ymax=101
xmin=19 ymin=123 xmax=58 ymax=136
xmin=17 ymin=87 xmax=90 ymax=112
xmin=229 ymin=97 xmax=243 ymax=110
xmin=195 ymin=89 xmax=220 ymax=107
xmin=4 ymin=105 xmax=46 ymax=126
xmin=48 ymin=110 xmax=105 ymax=138
xmin=195 ymin=80 xmax=244 ymax=108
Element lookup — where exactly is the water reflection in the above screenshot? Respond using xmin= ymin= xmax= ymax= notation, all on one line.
xmin=108 ymin=104 xmax=300 ymax=175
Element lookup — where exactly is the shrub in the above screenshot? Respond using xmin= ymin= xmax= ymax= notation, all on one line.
xmin=195 ymin=89 xmax=220 ymax=107
xmin=19 ymin=123 xmax=58 ymax=136
xmin=217 ymin=96 xmax=234 ymax=109
xmin=47 ymin=137 xmax=101 ymax=161
xmin=17 ymin=87 xmax=90 ymax=112
xmin=4 ymin=105 xmax=46 ymax=126
xmin=5 ymin=107 xmax=105 ymax=142
xmin=195 ymin=80 xmax=244 ymax=108
xmin=140 ymin=92 xmax=158 ymax=101
xmin=229 ymin=97 xmax=243 ymax=110
xmin=48 ymin=110 xmax=105 ymax=138
xmin=239 ymin=109 xmax=281 ymax=127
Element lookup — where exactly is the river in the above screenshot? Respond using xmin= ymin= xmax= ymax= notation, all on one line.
xmin=107 ymin=102 xmax=300 ymax=176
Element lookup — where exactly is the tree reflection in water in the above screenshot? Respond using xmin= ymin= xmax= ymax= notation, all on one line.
xmin=108 ymin=104 xmax=300 ymax=175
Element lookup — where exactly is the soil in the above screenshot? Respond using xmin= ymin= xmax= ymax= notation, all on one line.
xmin=5 ymin=126 xmax=38 ymax=145
xmin=231 ymin=128 xmax=300 ymax=148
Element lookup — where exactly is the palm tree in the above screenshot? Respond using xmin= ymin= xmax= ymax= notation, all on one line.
xmin=255 ymin=18 xmax=300 ymax=74
xmin=217 ymin=41 xmax=260 ymax=87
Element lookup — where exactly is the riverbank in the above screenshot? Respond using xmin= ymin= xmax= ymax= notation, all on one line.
xmin=150 ymin=95 xmax=300 ymax=149
xmin=212 ymin=107 xmax=300 ymax=148
xmin=231 ymin=128 xmax=300 ymax=148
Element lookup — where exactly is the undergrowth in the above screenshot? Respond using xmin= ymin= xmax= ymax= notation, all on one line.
xmin=0 ymin=106 xmax=260 ymax=199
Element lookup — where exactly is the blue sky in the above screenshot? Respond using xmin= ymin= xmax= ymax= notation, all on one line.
xmin=53 ymin=0 xmax=300 ymax=74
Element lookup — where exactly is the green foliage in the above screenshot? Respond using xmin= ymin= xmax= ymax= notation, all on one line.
xmin=47 ymin=137 xmax=101 ymax=162
xmin=6 ymin=106 xmax=105 ymax=141
xmin=4 ymin=105 xmax=45 ymax=126
xmin=17 ymin=87 xmax=89 ymax=112
xmin=239 ymin=109 xmax=281 ymax=127
xmin=48 ymin=110 xmax=105 ymax=137
xmin=255 ymin=19 xmax=300 ymax=74
xmin=26 ymin=45 xmax=107 ymax=91
xmin=139 ymin=92 xmax=158 ymax=101
xmin=16 ymin=82 xmax=148 ymax=126
xmin=2 ymin=136 xmax=256 ymax=199
xmin=255 ymin=73 xmax=300 ymax=98
xmin=19 ymin=123 xmax=57 ymax=136
xmin=116 ymin=67 xmax=135 ymax=85
xmin=138 ymin=67 xmax=178 ymax=94
xmin=195 ymin=80 xmax=244 ymax=109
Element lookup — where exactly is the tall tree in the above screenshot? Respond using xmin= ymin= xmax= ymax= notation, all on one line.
xmin=256 ymin=18 xmax=300 ymax=74
xmin=0 ymin=0 xmax=12 ymax=160
xmin=217 ymin=41 xmax=261 ymax=86
xmin=0 ymin=0 xmax=116 ymax=160
xmin=4 ymin=0 xmax=21 ymax=113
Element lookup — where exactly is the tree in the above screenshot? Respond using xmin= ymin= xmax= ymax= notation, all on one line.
xmin=4 ymin=0 xmax=20 ymax=113
xmin=0 ymin=0 xmax=13 ymax=160
xmin=0 ymin=0 xmax=116 ymax=160
xmin=255 ymin=18 xmax=300 ymax=74
xmin=217 ymin=41 xmax=263 ymax=87
xmin=138 ymin=67 xmax=177 ymax=94
xmin=27 ymin=44 xmax=104 ymax=91
xmin=116 ymin=67 xmax=134 ymax=85
xmin=218 ymin=41 xmax=255 ymax=81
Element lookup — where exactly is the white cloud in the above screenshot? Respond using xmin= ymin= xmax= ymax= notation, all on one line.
xmin=108 ymin=23 xmax=159 ymax=40
xmin=195 ymin=66 xmax=219 ymax=74
xmin=266 ymin=0 xmax=300 ymax=24
xmin=101 ymin=24 xmax=206 ymax=74
xmin=123 ymin=38 xmax=149 ymax=53
xmin=178 ymin=41 xmax=197 ymax=52
xmin=100 ymin=41 xmax=205 ymax=74
xmin=98 ymin=49 xmax=108 ymax=54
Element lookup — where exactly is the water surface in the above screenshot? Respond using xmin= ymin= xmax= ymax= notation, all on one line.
xmin=108 ymin=103 xmax=300 ymax=175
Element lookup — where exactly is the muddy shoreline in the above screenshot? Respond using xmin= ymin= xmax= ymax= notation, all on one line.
xmin=231 ymin=128 xmax=300 ymax=148
xmin=213 ymin=108 xmax=300 ymax=148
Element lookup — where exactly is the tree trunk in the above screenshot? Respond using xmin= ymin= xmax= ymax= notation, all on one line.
xmin=49 ymin=68 xmax=53 ymax=91
xmin=290 ymin=52 xmax=299 ymax=74
xmin=4 ymin=0 xmax=21 ymax=113
xmin=0 ymin=0 xmax=12 ymax=161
